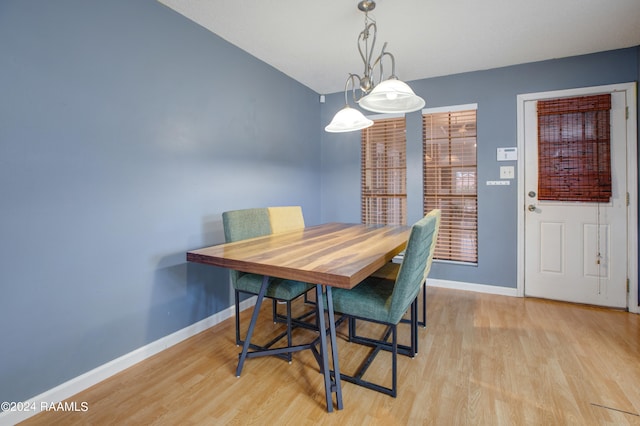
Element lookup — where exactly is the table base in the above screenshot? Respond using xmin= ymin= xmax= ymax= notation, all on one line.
xmin=235 ymin=276 xmax=343 ymax=412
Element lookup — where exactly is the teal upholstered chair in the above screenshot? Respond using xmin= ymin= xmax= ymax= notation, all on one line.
xmin=222 ymin=208 xmax=314 ymax=361
xmin=329 ymin=209 xmax=441 ymax=396
xmin=371 ymin=207 xmax=441 ymax=332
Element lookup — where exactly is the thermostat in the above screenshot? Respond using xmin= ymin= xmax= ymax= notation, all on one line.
xmin=497 ymin=147 xmax=517 ymax=161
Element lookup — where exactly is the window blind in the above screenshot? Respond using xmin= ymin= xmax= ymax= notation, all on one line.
xmin=537 ymin=94 xmax=612 ymax=202
xmin=423 ymin=108 xmax=478 ymax=263
xmin=361 ymin=117 xmax=407 ymax=225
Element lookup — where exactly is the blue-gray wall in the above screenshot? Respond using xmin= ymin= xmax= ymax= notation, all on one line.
xmin=0 ymin=0 xmax=320 ymax=404
xmin=321 ymin=47 xmax=639 ymax=288
xmin=0 ymin=0 xmax=638 ymax=409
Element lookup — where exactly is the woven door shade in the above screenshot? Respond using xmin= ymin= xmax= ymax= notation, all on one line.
xmin=537 ymin=94 xmax=612 ymax=202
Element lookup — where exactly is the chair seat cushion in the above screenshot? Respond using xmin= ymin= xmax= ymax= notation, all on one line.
xmin=330 ymin=277 xmax=395 ymax=323
xmin=370 ymin=262 xmax=400 ymax=280
xmin=236 ymin=273 xmax=314 ymax=301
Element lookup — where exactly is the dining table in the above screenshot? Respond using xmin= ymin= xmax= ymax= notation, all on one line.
xmin=186 ymin=222 xmax=411 ymax=412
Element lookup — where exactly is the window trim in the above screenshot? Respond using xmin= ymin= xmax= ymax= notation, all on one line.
xmin=422 ymin=103 xmax=478 ymax=115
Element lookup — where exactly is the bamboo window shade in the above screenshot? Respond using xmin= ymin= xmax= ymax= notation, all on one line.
xmin=361 ymin=117 xmax=407 ymax=225
xmin=423 ymin=109 xmax=477 ymax=263
xmin=537 ymin=94 xmax=612 ymax=202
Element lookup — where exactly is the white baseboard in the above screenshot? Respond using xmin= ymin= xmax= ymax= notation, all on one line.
xmin=427 ymin=278 xmax=518 ymax=297
xmin=0 ymin=296 xmax=257 ymax=426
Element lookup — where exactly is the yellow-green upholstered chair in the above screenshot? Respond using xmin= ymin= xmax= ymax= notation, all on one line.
xmin=267 ymin=206 xmax=315 ymax=307
xmin=267 ymin=206 xmax=305 ymax=233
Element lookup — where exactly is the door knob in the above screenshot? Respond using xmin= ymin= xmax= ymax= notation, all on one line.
xmin=528 ymin=204 xmax=536 ymax=212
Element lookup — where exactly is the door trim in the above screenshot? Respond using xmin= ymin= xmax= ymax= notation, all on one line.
xmin=516 ymin=82 xmax=638 ymax=313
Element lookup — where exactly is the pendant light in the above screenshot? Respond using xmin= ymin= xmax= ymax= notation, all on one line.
xmin=325 ymin=1 xmax=425 ymax=133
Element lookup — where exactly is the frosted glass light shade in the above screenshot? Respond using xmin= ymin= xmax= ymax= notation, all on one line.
xmin=359 ymin=78 xmax=425 ymax=113
xmin=324 ymin=106 xmax=374 ymax=133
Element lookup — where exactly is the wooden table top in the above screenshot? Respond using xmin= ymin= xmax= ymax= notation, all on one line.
xmin=186 ymin=222 xmax=410 ymax=289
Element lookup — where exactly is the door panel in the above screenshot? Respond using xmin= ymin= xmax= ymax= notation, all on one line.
xmin=583 ymin=223 xmax=609 ymax=279
xmin=539 ymin=222 xmax=563 ymax=274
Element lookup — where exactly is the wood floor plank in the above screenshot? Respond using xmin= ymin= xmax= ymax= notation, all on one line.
xmin=19 ymin=287 xmax=640 ymax=425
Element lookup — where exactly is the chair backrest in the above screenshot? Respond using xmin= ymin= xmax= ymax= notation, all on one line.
xmin=222 ymin=208 xmax=272 ymax=243
xmin=222 ymin=208 xmax=272 ymax=287
xmin=422 ymin=209 xmax=441 ymax=282
xmin=267 ymin=206 xmax=305 ymax=234
xmin=387 ymin=209 xmax=441 ymax=324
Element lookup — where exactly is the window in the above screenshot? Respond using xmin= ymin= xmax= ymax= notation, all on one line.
xmin=361 ymin=116 xmax=407 ymax=225
xmin=423 ymin=105 xmax=478 ymax=263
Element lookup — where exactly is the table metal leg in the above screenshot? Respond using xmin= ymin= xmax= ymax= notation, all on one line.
xmin=315 ymin=284 xmax=343 ymax=412
xmin=325 ymin=286 xmax=343 ymax=410
xmin=236 ymin=275 xmax=269 ymax=377
xmin=315 ymin=285 xmax=333 ymax=411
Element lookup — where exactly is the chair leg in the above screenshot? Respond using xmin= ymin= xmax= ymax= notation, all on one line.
xmin=235 ymin=289 xmax=241 ymax=346
xmin=391 ymin=324 xmax=397 ymax=397
xmin=285 ymin=300 xmax=293 ymax=363
xmin=273 ymin=294 xmax=317 ymax=332
xmin=421 ymin=281 xmax=427 ymax=327
xmin=348 ymin=317 xmax=356 ymax=342
xmin=303 ymin=290 xmax=316 ymax=305
xmin=335 ymin=317 xmax=400 ymax=397
xmin=272 ymin=299 xmax=278 ymax=323
xmin=411 ymin=298 xmax=418 ymax=356
xmin=235 ymin=289 xmax=292 ymax=360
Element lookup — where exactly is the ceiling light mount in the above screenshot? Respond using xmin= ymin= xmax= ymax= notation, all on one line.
xmin=325 ymin=1 xmax=425 ymax=133
xmin=357 ymin=1 xmax=376 ymax=13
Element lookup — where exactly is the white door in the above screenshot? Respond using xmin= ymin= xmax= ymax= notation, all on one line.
xmin=523 ymin=90 xmax=628 ymax=308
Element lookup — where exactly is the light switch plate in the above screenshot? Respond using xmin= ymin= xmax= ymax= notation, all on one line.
xmin=500 ymin=166 xmax=515 ymax=179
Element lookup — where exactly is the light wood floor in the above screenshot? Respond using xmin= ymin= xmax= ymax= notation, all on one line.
xmin=21 ymin=287 xmax=640 ymax=425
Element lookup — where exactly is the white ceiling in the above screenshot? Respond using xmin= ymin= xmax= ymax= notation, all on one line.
xmin=158 ymin=0 xmax=640 ymax=94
